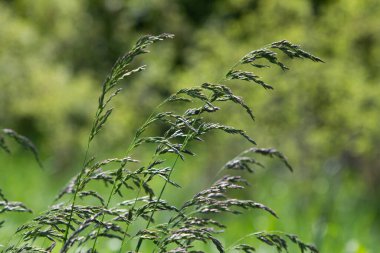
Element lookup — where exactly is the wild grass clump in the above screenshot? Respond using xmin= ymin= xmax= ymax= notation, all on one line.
xmin=0 ymin=33 xmax=323 ymax=252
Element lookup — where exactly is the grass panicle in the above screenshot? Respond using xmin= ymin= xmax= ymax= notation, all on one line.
xmin=0 ymin=128 xmax=42 ymax=168
xmin=0 ymin=128 xmax=39 ymax=232
xmin=0 ymin=35 xmax=322 ymax=253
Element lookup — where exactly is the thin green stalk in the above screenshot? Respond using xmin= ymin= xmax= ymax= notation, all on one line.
xmin=225 ymin=231 xmax=268 ymax=251
xmin=144 ymin=61 xmax=246 ymax=253
xmin=134 ymin=155 xmax=181 ymax=252
xmin=118 ymin=186 xmax=143 ymax=253
xmin=133 ymin=114 xmax=202 ymax=251
xmin=117 ymin=122 xmax=177 ymax=251
xmin=89 ymin=134 xmax=143 ymax=252
xmin=214 ymin=149 xmax=249 ymax=179
xmin=224 ymin=230 xmax=287 ymax=252
xmin=90 ymin=176 xmax=119 ymax=252
xmin=90 ymin=100 xmax=170 ymax=252
xmin=63 ymin=86 xmax=116 ymax=245
xmin=62 ymin=140 xmax=92 ymax=244
xmin=9 ymin=234 xmax=24 ymax=251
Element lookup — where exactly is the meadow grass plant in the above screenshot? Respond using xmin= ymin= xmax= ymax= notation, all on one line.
xmin=0 ymin=34 xmax=323 ymax=253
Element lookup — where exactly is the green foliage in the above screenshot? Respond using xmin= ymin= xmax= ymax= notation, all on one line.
xmin=1 ymin=34 xmax=321 ymax=252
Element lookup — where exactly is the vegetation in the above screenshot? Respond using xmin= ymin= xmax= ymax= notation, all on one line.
xmin=1 ymin=0 xmax=379 ymax=252
xmin=0 ymin=34 xmax=323 ymax=252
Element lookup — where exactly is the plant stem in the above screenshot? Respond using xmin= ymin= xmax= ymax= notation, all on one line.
xmin=134 ymin=155 xmax=180 ymax=252
xmin=62 ymin=140 xmax=91 ymax=245
xmin=145 ymin=62 xmax=245 ymax=252
xmin=91 ymin=101 xmax=170 ymax=252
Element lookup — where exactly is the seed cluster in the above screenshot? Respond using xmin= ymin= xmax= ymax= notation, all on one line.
xmin=0 ymin=34 xmax=322 ymax=252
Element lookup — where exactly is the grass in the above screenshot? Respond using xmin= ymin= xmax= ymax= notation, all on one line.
xmin=0 ymin=34 xmax=323 ymax=252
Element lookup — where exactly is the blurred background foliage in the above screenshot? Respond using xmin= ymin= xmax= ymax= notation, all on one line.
xmin=0 ymin=0 xmax=379 ymax=252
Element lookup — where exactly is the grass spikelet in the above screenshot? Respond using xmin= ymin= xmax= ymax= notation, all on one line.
xmin=243 ymin=148 xmax=293 ymax=172
xmin=0 ymin=128 xmax=43 ymax=168
xmin=226 ymin=70 xmax=274 ymax=90
xmin=198 ymin=123 xmax=256 ymax=145
xmin=201 ymin=82 xmax=255 ymax=121
xmin=271 ymin=40 xmax=324 ymax=63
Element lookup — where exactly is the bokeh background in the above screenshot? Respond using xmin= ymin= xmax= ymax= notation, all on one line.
xmin=1 ymin=0 xmax=379 ymax=252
